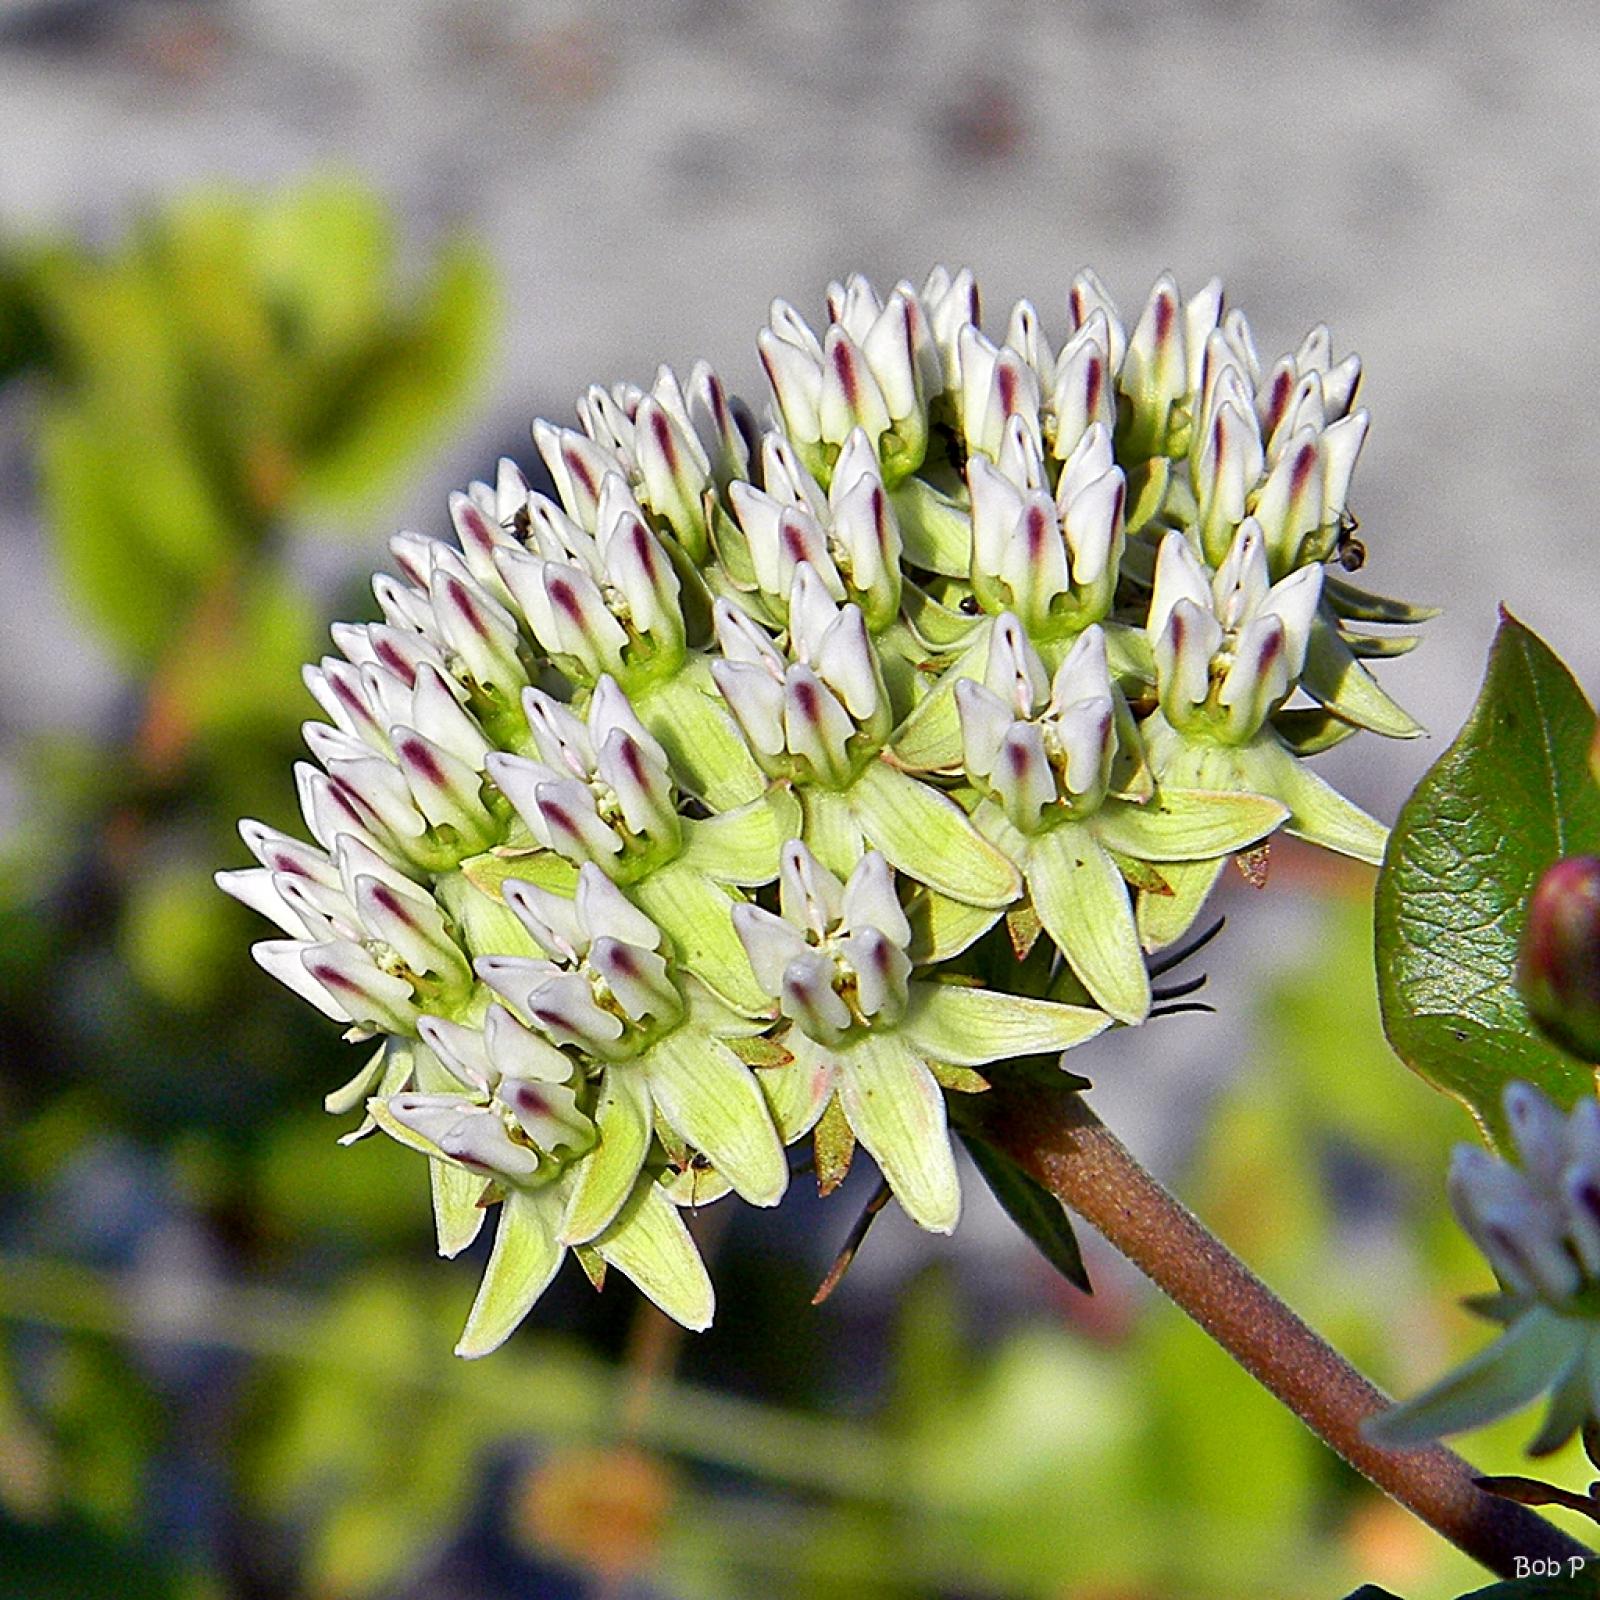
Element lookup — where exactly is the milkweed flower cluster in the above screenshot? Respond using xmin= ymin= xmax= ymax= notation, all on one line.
xmin=221 ymin=267 xmax=1428 ymax=1355
xmin=1371 ymin=1082 xmax=1600 ymax=1456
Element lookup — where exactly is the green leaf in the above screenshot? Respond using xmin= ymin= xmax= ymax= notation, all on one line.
xmin=642 ymin=1028 xmax=788 ymax=1206
xmin=848 ymin=760 xmax=1021 ymax=908
xmin=1092 ymin=788 xmax=1288 ymax=863
xmin=559 ymin=1068 xmax=652 ymax=1245
xmin=836 ymin=1031 xmax=961 ymax=1233
xmin=959 ymin=1132 xmax=1090 ymax=1292
xmin=1375 ymin=613 xmax=1600 ymax=1143
xmin=1364 ymin=1305 xmax=1589 ymax=1449
xmin=253 ymin=176 xmax=395 ymax=353
xmin=37 ymin=405 xmax=203 ymax=665
xmin=1023 ymin=825 xmax=1150 ymax=1024
xmin=454 ymin=1188 xmax=565 ymax=1358
xmin=593 ymin=1175 xmax=714 ymax=1331
xmin=902 ymin=979 xmax=1110 ymax=1065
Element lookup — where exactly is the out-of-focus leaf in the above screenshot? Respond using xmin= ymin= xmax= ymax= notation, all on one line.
xmin=152 ymin=563 xmax=322 ymax=750
xmin=1376 ymin=613 xmax=1600 ymax=1146
xmin=253 ymin=176 xmax=396 ymax=354
xmin=293 ymin=239 xmax=495 ymax=517
xmin=36 ymin=406 xmax=195 ymax=665
xmin=0 ymin=245 xmax=52 ymax=386
xmin=118 ymin=858 xmax=239 ymax=1009
xmin=0 ymin=1515 xmax=178 ymax=1599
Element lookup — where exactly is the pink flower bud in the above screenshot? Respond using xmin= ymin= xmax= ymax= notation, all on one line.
xmin=1519 ymin=856 xmax=1600 ymax=1061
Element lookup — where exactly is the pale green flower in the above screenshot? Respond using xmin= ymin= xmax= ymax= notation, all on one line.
xmin=220 ymin=264 xmax=1428 ymax=1354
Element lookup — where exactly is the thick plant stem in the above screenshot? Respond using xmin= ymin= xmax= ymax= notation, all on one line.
xmin=969 ymin=1078 xmax=1594 ymax=1579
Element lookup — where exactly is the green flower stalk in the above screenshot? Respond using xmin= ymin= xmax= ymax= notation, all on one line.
xmin=220 ymin=265 xmax=1428 ymax=1354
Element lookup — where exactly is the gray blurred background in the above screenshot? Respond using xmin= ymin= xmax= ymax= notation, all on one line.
xmin=4 ymin=0 xmax=1597 ymax=813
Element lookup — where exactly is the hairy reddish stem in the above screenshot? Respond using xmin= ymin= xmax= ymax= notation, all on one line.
xmin=969 ymin=1078 xmax=1593 ymax=1579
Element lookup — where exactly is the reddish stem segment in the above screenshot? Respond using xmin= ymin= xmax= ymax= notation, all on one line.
xmin=970 ymin=1078 xmax=1594 ymax=1578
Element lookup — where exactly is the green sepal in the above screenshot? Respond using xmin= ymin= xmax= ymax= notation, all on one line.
xmin=958 ymin=1132 xmax=1091 ymax=1293
xmin=1137 ymin=857 xmax=1225 ymax=952
xmin=574 ymin=1243 xmax=607 ymax=1290
xmin=678 ymin=787 xmax=802 ymax=884
xmin=662 ymin=1160 xmax=734 ymax=1208
xmin=889 ymin=626 xmax=991 ymax=773
xmin=1236 ymin=737 xmax=1389 ymax=865
xmin=1091 ymin=788 xmax=1288 ymax=863
xmin=929 ymin=1062 xmax=990 ymax=1094
xmin=415 ymin=1041 xmax=492 ymax=1257
xmin=324 ymin=1041 xmax=389 ymax=1116
xmin=892 ymin=476 xmax=973 ymax=577
xmin=1006 ymin=901 xmax=1044 ymax=958
xmin=1144 ymin=716 xmax=1387 ymax=867
xmin=455 ymin=1187 xmax=565 ymax=1358
xmin=1526 ymin=1348 xmax=1592 ymax=1457
xmin=1302 ymin=614 xmax=1425 ymax=739
xmin=728 ymin=1034 xmax=794 ymax=1069
xmin=1342 ymin=629 xmax=1421 ymax=660
xmin=757 ymin=1031 xmax=836 ymax=1143
xmin=900 ymin=579 xmax=980 ymax=651
xmin=430 ymin=1163 xmax=490 ymax=1259
xmin=636 ymin=667 xmax=765 ymax=809
xmin=901 ymin=978 xmax=1110 ymax=1065
xmin=1104 ymin=622 xmax=1156 ymax=691
xmin=800 ymin=786 xmax=866 ymax=879
xmin=835 ymin=1031 xmax=961 ymax=1234
xmin=559 ymin=1067 xmax=652 ymax=1245
xmin=906 ymin=885 xmax=1003 ymax=963
xmin=1272 ymin=707 xmax=1364 ymax=757
xmin=1103 ymin=850 xmax=1171 ymax=896
xmin=848 ymin=760 xmax=1021 ymax=909
xmin=593 ymin=1174 xmax=714 ymax=1332
xmin=642 ymin=1026 xmax=788 ymax=1206
xmin=1021 ymin=823 xmax=1151 ymax=1025
xmin=1364 ymin=1306 xmax=1591 ymax=1449
xmin=629 ymin=860 xmax=769 ymax=1014
xmin=438 ymin=861 xmax=560 ymax=961
xmin=1323 ymin=574 xmax=1440 ymax=625
xmin=705 ymin=497 xmax=758 ymax=590
xmin=1122 ymin=454 xmax=1170 ymax=534
xmin=813 ymin=1094 xmax=856 ymax=1196
xmin=1109 ymin=690 xmax=1156 ymax=802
